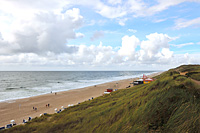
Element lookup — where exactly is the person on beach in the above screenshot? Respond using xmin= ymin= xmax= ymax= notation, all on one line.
xmin=28 ymin=117 xmax=31 ymax=121
xmin=33 ymin=107 xmax=34 ymax=110
xmin=48 ymin=103 xmax=50 ymax=107
xmin=46 ymin=104 xmax=47 ymax=108
xmin=55 ymin=92 xmax=57 ymax=95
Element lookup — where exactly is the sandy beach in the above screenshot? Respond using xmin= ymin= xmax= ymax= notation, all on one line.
xmin=0 ymin=72 xmax=161 ymax=127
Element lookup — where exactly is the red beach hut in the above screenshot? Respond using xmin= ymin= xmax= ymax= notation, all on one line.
xmin=107 ymin=88 xmax=113 ymax=92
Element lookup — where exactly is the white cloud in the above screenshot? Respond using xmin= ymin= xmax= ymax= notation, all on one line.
xmin=118 ymin=18 xmax=128 ymax=26
xmin=153 ymin=18 xmax=168 ymax=23
xmin=171 ymin=42 xmax=194 ymax=48
xmin=1 ymin=31 xmax=199 ymax=70
xmin=70 ymin=42 xmax=116 ymax=67
xmin=174 ymin=17 xmax=200 ymax=29
xmin=0 ymin=1 xmax=86 ymax=55
xmin=69 ymin=0 xmax=126 ymax=19
xmin=143 ymin=0 xmax=199 ymax=17
xmin=2 ymin=0 xmax=197 ymax=30
xmin=128 ymin=29 xmax=137 ymax=33
xmin=124 ymin=0 xmax=200 ymax=18
xmin=76 ymin=32 xmax=85 ymax=38
xmin=0 ymin=7 xmax=83 ymax=54
xmin=138 ymin=33 xmax=174 ymax=62
xmin=96 ymin=5 xmax=126 ymax=19
xmin=126 ymin=0 xmax=147 ymax=17
xmin=160 ymin=48 xmax=173 ymax=59
xmin=0 ymin=0 xmax=200 ymax=70
xmin=62 ymin=0 xmax=200 ymax=20
xmin=90 ymin=31 xmax=104 ymax=41
xmin=147 ymin=0 xmax=183 ymax=16
xmin=70 ymin=0 xmax=189 ymax=20
xmin=118 ymin=35 xmax=140 ymax=58
xmin=181 ymin=53 xmax=200 ymax=64
xmin=0 ymin=30 xmax=181 ymax=69
xmin=108 ymin=0 xmax=122 ymax=5
xmin=2 ymin=0 xmax=197 ymax=23
xmin=0 ymin=35 xmax=13 ymax=55
xmin=0 ymin=53 xmax=47 ymax=65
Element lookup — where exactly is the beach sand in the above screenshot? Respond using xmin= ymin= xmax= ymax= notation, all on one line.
xmin=0 ymin=72 xmax=162 ymax=127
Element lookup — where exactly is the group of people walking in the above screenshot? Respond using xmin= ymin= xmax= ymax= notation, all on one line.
xmin=46 ymin=103 xmax=50 ymax=107
xmin=33 ymin=107 xmax=37 ymax=111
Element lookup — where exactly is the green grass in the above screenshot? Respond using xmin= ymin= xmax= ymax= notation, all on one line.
xmin=2 ymin=65 xmax=200 ymax=133
xmin=186 ymin=72 xmax=200 ymax=81
xmin=175 ymin=64 xmax=200 ymax=72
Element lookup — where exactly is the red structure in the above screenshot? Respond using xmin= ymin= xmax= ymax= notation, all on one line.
xmin=143 ymin=74 xmax=148 ymax=80
xmin=107 ymin=88 xmax=113 ymax=92
xmin=143 ymin=74 xmax=154 ymax=84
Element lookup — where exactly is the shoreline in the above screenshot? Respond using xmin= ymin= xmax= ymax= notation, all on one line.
xmin=0 ymin=72 xmax=162 ymax=127
xmin=0 ymin=72 xmax=158 ymax=103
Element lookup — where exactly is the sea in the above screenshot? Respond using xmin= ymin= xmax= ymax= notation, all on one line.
xmin=0 ymin=71 xmax=156 ymax=102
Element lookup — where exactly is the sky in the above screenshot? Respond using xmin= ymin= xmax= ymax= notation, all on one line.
xmin=0 ymin=0 xmax=200 ymax=71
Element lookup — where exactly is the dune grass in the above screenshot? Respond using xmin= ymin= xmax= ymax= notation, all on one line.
xmin=2 ymin=65 xmax=200 ymax=133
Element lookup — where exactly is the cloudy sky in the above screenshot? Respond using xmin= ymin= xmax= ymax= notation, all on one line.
xmin=0 ymin=0 xmax=200 ymax=71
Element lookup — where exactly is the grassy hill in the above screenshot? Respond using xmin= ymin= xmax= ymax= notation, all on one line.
xmin=2 ymin=65 xmax=200 ymax=133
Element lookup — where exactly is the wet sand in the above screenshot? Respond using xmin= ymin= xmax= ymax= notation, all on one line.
xmin=0 ymin=72 xmax=161 ymax=127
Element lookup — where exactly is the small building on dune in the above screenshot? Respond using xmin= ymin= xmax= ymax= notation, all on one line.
xmin=133 ymin=79 xmax=144 ymax=85
xmin=143 ymin=74 xmax=154 ymax=84
xmin=143 ymin=78 xmax=154 ymax=84
xmin=133 ymin=74 xmax=154 ymax=85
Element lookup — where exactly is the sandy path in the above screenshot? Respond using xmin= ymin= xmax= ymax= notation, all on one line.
xmin=0 ymin=72 xmax=161 ymax=127
xmin=191 ymin=79 xmax=200 ymax=86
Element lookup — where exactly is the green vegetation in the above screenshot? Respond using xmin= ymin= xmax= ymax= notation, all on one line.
xmin=2 ymin=65 xmax=200 ymax=133
xmin=176 ymin=64 xmax=200 ymax=73
xmin=186 ymin=72 xmax=200 ymax=81
xmin=176 ymin=64 xmax=200 ymax=81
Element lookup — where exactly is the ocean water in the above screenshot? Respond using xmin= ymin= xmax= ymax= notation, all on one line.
xmin=0 ymin=71 xmax=155 ymax=102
